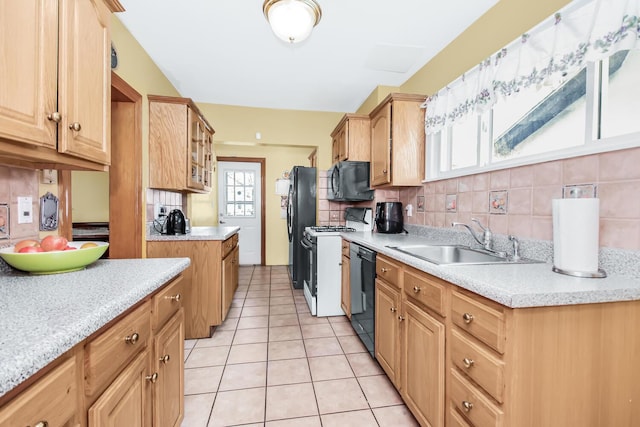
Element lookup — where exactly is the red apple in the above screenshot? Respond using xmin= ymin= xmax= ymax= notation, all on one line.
xmin=14 ymin=239 xmax=40 ymax=253
xmin=40 ymin=235 xmax=69 ymax=252
xmin=18 ymin=246 xmax=44 ymax=253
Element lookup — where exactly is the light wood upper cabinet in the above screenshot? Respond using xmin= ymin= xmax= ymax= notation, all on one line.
xmin=369 ymin=93 xmax=426 ymax=187
xmin=0 ymin=0 xmax=121 ymax=170
xmin=149 ymin=95 xmax=215 ymax=193
xmin=330 ymin=114 xmax=370 ymax=163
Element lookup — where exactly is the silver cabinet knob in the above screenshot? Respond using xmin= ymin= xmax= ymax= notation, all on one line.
xmin=462 ymin=358 xmax=475 ymax=368
xmin=462 ymin=400 xmax=474 ymax=412
xmin=124 ymin=332 xmax=140 ymax=345
xmin=159 ymin=354 xmax=171 ymax=364
xmin=47 ymin=112 xmax=61 ymax=123
xmin=462 ymin=313 xmax=474 ymax=324
xmin=69 ymin=122 xmax=81 ymax=132
xmin=146 ymin=372 xmax=159 ymax=383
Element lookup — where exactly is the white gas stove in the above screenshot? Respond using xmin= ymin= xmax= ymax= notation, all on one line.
xmin=301 ymin=208 xmax=372 ymax=316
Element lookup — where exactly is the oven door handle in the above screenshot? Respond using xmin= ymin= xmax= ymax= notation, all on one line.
xmin=300 ymin=237 xmax=314 ymax=251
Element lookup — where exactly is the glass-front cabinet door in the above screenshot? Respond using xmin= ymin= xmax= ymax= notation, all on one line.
xmin=187 ymin=109 xmax=213 ymax=192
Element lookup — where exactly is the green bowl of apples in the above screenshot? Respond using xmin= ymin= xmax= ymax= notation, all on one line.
xmin=0 ymin=240 xmax=109 ymax=274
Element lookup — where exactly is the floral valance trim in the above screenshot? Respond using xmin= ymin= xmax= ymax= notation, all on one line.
xmin=423 ymin=0 xmax=640 ymax=134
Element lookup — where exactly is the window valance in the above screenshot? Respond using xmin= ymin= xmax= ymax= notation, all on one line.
xmin=423 ymin=0 xmax=640 ymax=135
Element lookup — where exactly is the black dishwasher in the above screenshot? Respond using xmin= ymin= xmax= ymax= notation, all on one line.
xmin=349 ymin=242 xmax=376 ymax=358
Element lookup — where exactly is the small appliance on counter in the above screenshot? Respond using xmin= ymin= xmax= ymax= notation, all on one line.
xmin=375 ymin=202 xmax=405 ymax=233
xmin=153 ymin=209 xmax=188 ymax=235
xmin=327 ymin=161 xmax=374 ymax=202
xmin=344 ymin=207 xmax=373 ymax=231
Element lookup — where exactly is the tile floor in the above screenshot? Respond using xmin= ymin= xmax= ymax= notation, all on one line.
xmin=181 ymin=265 xmax=419 ymax=427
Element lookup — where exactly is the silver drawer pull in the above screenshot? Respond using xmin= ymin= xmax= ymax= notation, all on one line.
xmin=146 ymin=372 xmax=159 ymax=383
xmin=165 ymin=293 xmax=181 ymax=302
xmin=380 ymin=267 xmax=389 ymax=273
xmin=462 ymin=400 xmax=473 ymax=412
xmin=124 ymin=332 xmax=140 ymax=345
xmin=462 ymin=358 xmax=475 ymax=369
xmin=413 ymin=286 xmax=421 ymax=293
xmin=390 ymin=307 xmax=397 ymax=313
xmin=462 ymin=312 xmax=474 ymax=324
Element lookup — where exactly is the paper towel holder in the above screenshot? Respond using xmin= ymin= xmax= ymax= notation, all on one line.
xmin=552 ymin=266 xmax=607 ymax=278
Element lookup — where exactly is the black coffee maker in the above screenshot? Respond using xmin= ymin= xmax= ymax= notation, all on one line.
xmin=375 ymin=202 xmax=404 ymax=233
xmin=166 ymin=209 xmax=186 ymax=235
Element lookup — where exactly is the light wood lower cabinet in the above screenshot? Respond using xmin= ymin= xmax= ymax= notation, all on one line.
xmin=153 ymin=310 xmax=185 ymax=427
xmin=222 ymin=245 xmax=239 ymax=322
xmin=0 ymin=274 xmax=185 ymax=427
xmin=0 ymin=356 xmax=78 ymax=427
xmin=375 ymin=278 xmax=402 ymax=388
xmin=402 ymin=299 xmax=445 ymax=427
xmin=88 ymin=350 xmax=153 ymax=427
xmin=371 ymin=253 xmax=640 ymax=427
xmin=147 ymin=234 xmax=239 ymax=339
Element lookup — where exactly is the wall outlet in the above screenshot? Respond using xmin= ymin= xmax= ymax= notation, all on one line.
xmin=17 ymin=196 xmax=33 ymax=224
xmin=154 ymin=203 xmax=167 ymax=220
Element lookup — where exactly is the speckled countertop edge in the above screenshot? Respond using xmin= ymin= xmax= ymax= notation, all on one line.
xmin=341 ymin=230 xmax=640 ymax=309
xmin=146 ymin=225 xmax=240 ymax=241
xmin=0 ymin=257 xmax=190 ymax=398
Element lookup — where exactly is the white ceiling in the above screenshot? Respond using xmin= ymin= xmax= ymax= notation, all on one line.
xmin=117 ymin=0 xmax=498 ymax=113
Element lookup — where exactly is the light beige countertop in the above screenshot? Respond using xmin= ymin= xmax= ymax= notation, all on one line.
xmin=342 ymin=231 xmax=640 ymax=309
xmin=146 ymin=225 xmax=240 ymax=242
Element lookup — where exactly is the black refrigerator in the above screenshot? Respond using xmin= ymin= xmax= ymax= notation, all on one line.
xmin=287 ymin=166 xmax=316 ymax=289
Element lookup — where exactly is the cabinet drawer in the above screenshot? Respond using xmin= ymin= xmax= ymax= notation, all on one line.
xmin=450 ymin=369 xmax=504 ymax=427
xmin=342 ymin=239 xmax=350 ymax=257
xmin=85 ymin=301 xmax=151 ymax=395
xmin=376 ymin=255 xmax=401 ymax=288
xmin=152 ymin=275 xmax=184 ymax=331
xmin=451 ymin=329 xmax=505 ymax=403
xmin=223 ymin=235 xmax=237 ymax=257
xmin=449 ymin=404 xmax=473 ymax=427
xmin=451 ymin=291 xmax=506 ymax=354
xmin=0 ymin=357 xmax=77 ymax=426
xmin=403 ymin=267 xmax=446 ymax=316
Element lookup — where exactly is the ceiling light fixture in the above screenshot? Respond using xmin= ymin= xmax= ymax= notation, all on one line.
xmin=263 ymin=0 xmax=322 ymax=44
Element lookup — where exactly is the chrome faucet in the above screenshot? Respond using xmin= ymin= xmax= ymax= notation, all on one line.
xmin=451 ymin=218 xmax=494 ymax=251
xmin=508 ymin=235 xmax=521 ymax=261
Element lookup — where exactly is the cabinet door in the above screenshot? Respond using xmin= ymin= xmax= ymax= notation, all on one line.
xmin=149 ymin=101 xmax=188 ymax=190
xmin=375 ymin=279 xmax=401 ymax=388
xmin=337 ymin=125 xmax=348 ymax=161
xmin=154 ymin=310 xmax=185 ymax=427
xmin=0 ymin=0 xmax=58 ymax=149
xmin=58 ymin=0 xmax=111 ymax=164
xmin=370 ymin=103 xmax=392 ymax=186
xmin=88 ymin=350 xmax=153 ymax=427
xmin=402 ymin=300 xmax=445 ymax=427
xmin=221 ymin=247 xmax=235 ymax=321
xmin=341 ymin=254 xmax=351 ymax=318
xmin=187 ymin=110 xmax=205 ymax=191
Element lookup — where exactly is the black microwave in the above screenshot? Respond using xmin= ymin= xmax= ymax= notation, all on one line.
xmin=327 ymin=161 xmax=374 ymax=201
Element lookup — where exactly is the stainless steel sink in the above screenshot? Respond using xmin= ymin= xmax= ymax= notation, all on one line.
xmin=387 ymin=244 xmax=541 ymax=265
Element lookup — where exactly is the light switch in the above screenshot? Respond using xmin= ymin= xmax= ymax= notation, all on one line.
xmin=18 ymin=197 xmax=33 ymax=224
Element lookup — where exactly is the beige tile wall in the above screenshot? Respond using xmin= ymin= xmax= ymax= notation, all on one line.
xmin=317 ymin=170 xmax=399 ymax=226
xmin=399 ymin=146 xmax=640 ymax=250
xmin=0 ymin=166 xmax=40 ymax=243
xmin=145 ymin=188 xmax=186 ymax=221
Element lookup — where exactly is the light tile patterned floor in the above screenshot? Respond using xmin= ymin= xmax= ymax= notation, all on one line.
xmin=181 ymin=265 xmax=419 ymax=427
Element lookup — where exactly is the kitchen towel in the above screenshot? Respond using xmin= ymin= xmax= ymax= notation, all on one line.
xmin=552 ymin=198 xmax=600 ymax=273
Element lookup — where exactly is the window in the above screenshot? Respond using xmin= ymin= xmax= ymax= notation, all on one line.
xmin=224 ymin=170 xmax=255 ymax=217
xmin=424 ymin=0 xmax=640 ymax=180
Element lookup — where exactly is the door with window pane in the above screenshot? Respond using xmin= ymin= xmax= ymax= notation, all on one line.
xmin=217 ymin=161 xmax=262 ymax=265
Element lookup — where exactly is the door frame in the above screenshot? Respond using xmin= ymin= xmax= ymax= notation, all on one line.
xmin=58 ymin=72 xmax=143 ymax=258
xmin=217 ymin=156 xmax=266 ymax=266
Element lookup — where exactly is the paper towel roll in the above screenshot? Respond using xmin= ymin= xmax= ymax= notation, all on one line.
xmin=552 ymin=198 xmax=600 ymax=273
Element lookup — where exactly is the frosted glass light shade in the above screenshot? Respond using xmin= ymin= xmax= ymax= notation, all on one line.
xmin=263 ymin=0 xmax=322 ymax=44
